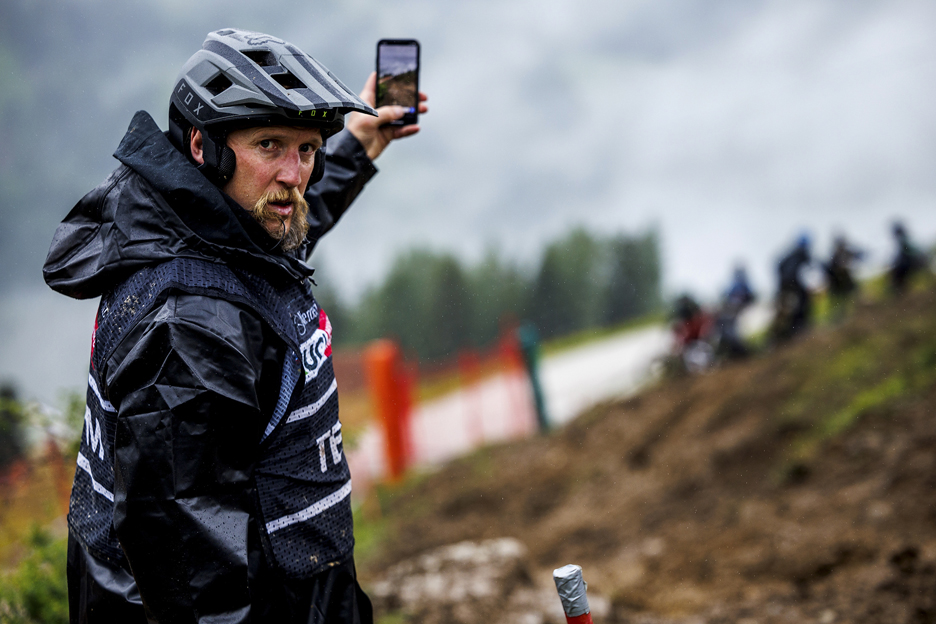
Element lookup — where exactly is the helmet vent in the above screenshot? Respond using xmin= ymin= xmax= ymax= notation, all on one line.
xmin=242 ymin=49 xmax=277 ymax=67
xmin=272 ymin=71 xmax=306 ymax=90
xmin=204 ymin=74 xmax=233 ymax=96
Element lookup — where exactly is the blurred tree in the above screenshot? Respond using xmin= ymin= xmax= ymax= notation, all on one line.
xmin=529 ymin=228 xmax=604 ymax=338
xmin=355 ymin=249 xmax=438 ymax=359
xmin=604 ymin=231 xmax=662 ymax=325
xmin=529 ymin=245 xmax=568 ymax=339
xmin=309 ymin=270 xmax=352 ymax=347
xmin=466 ymin=248 xmax=530 ymax=348
xmin=326 ymin=228 xmax=662 ymax=361
xmin=425 ymin=255 xmax=472 ymax=360
xmin=0 ymin=384 xmax=25 ymax=470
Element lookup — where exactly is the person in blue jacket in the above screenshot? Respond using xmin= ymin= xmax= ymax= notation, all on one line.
xmin=715 ymin=265 xmax=756 ymax=357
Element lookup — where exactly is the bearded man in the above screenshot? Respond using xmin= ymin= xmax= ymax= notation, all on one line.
xmin=43 ymin=28 xmax=427 ymax=624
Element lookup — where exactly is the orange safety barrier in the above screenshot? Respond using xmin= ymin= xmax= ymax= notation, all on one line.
xmin=458 ymin=350 xmax=483 ymax=445
xmin=498 ymin=330 xmax=525 ymax=371
xmin=363 ymin=339 xmax=413 ymax=481
xmin=497 ymin=330 xmax=535 ymax=436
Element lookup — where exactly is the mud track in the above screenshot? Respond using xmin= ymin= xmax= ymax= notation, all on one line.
xmin=360 ymin=284 xmax=936 ymax=623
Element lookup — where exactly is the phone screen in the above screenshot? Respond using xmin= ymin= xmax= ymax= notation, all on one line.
xmin=376 ymin=39 xmax=420 ymax=125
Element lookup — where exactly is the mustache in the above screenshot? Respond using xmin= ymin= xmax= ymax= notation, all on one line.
xmin=253 ymin=187 xmax=308 ymax=222
xmin=251 ymin=187 xmax=310 ymax=252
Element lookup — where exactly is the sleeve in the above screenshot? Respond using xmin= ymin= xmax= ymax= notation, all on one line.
xmin=302 ymin=130 xmax=378 ymax=255
xmin=105 ymin=293 xmax=281 ymax=624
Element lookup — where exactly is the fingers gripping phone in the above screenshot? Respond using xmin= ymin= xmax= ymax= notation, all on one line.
xmin=376 ymin=39 xmax=420 ymax=126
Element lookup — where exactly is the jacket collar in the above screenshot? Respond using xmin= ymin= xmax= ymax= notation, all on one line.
xmin=114 ymin=110 xmax=314 ymax=282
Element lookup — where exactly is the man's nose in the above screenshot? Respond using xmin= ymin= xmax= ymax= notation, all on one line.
xmin=276 ymin=151 xmax=303 ymax=188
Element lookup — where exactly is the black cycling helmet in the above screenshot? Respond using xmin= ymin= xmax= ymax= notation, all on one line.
xmin=169 ymin=28 xmax=377 ymax=185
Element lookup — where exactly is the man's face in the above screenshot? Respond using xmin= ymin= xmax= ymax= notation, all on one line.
xmin=222 ymin=125 xmax=323 ymax=249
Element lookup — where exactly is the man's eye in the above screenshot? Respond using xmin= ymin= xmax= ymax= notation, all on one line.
xmin=299 ymin=144 xmax=317 ymax=153
xmin=259 ymin=140 xmax=274 ymax=149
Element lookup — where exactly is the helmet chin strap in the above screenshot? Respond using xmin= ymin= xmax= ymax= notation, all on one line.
xmin=269 ymin=216 xmax=288 ymax=252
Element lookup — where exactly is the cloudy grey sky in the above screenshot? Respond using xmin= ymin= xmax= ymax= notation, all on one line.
xmin=312 ymin=0 xmax=936 ymax=298
xmin=2 ymin=0 xmax=935 ymax=403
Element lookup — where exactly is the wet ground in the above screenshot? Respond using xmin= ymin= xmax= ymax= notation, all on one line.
xmin=358 ymin=285 xmax=936 ymax=623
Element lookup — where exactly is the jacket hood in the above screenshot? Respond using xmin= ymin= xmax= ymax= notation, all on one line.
xmin=43 ymin=110 xmax=314 ymax=299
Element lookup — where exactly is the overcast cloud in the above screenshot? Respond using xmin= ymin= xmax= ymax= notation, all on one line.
xmin=2 ymin=0 xmax=935 ymax=403
xmin=312 ymin=0 xmax=936 ymax=299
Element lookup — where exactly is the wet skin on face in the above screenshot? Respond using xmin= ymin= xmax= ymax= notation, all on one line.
xmin=221 ymin=126 xmax=323 ymax=235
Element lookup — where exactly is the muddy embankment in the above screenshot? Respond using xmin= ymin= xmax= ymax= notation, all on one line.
xmin=358 ymin=284 xmax=936 ymax=624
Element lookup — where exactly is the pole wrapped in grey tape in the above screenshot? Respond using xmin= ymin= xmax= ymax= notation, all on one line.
xmin=553 ymin=564 xmax=590 ymax=617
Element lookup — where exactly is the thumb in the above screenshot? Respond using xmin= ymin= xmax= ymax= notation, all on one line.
xmin=376 ymin=105 xmax=409 ymax=125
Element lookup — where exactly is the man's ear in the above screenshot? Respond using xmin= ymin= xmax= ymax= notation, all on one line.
xmin=190 ymin=129 xmax=206 ymax=165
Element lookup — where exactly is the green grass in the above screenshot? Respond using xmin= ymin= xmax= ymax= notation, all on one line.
xmin=775 ymin=282 xmax=936 ymax=479
xmin=0 ymin=527 xmax=68 ymax=624
xmin=353 ymin=501 xmax=391 ymax=568
xmin=788 ymin=374 xmax=906 ymax=465
xmin=353 ymin=468 xmax=438 ymax=569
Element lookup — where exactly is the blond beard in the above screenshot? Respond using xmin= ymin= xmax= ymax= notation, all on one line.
xmin=251 ymin=187 xmax=310 ymax=251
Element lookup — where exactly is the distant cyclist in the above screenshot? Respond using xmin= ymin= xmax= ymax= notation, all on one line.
xmin=772 ymin=234 xmax=813 ymax=342
xmin=671 ymin=294 xmax=714 ymax=373
xmin=824 ymin=235 xmax=864 ymax=321
xmin=715 ymin=265 xmax=756 ymax=358
xmin=890 ymin=221 xmax=928 ymax=294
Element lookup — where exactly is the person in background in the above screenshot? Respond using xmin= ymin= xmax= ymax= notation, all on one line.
xmin=824 ymin=234 xmax=864 ymax=322
xmin=772 ymin=234 xmax=813 ymax=343
xmin=715 ymin=265 xmax=756 ymax=358
xmin=671 ymin=294 xmax=715 ymax=373
xmin=890 ymin=221 xmax=928 ymax=294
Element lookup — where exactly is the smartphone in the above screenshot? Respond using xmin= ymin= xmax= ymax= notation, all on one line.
xmin=376 ymin=39 xmax=420 ymax=126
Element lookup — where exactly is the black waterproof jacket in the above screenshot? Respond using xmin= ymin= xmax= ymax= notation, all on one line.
xmin=44 ymin=111 xmax=376 ymax=623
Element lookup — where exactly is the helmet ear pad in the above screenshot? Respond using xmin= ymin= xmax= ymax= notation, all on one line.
xmin=308 ymin=143 xmax=326 ymax=186
xmin=193 ymin=130 xmax=235 ymax=186
xmin=218 ymin=145 xmax=236 ymax=182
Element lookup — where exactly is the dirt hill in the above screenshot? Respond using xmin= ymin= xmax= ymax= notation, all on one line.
xmin=357 ymin=284 xmax=936 ymax=623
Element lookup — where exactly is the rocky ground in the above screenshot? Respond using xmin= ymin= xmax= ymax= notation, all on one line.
xmin=356 ymin=284 xmax=936 ymax=624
